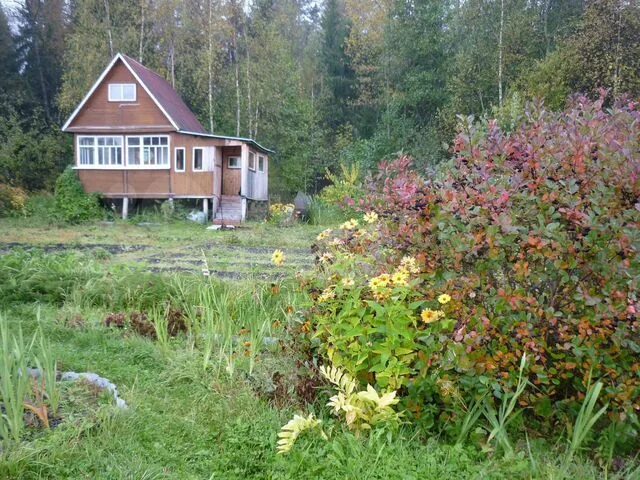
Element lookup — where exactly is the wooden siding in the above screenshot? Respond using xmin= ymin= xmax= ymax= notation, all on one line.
xmin=74 ymin=133 xmax=253 ymax=199
xmin=170 ymin=132 xmax=216 ymax=197
xmin=69 ymin=59 xmax=173 ymax=131
xmin=246 ymin=150 xmax=268 ymax=200
xmin=222 ymin=146 xmax=242 ymax=195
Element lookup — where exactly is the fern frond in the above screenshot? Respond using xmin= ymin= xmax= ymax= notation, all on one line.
xmin=276 ymin=413 xmax=321 ymax=455
xmin=320 ymin=364 xmax=356 ymax=395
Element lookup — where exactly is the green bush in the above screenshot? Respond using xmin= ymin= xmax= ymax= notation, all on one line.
xmin=54 ymin=168 xmax=103 ymax=223
xmin=317 ymin=163 xmax=363 ymax=215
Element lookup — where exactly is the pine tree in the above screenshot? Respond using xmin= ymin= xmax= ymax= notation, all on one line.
xmin=320 ymin=0 xmax=355 ymax=129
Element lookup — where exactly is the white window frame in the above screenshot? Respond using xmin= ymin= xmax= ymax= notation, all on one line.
xmin=108 ymin=83 xmax=137 ymax=102
xmin=248 ymin=152 xmax=256 ymax=171
xmin=76 ymin=135 xmax=124 ymax=169
xmin=175 ymin=147 xmax=185 ymax=172
xmin=227 ymin=156 xmax=241 ymax=169
xmin=125 ymin=135 xmax=170 ymax=170
xmin=258 ymin=155 xmax=265 ymax=173
xmin=193 ymin=147 xmax=204 ymax=172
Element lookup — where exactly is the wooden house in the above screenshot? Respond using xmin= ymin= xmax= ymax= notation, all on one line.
xmin=62 ymin=53 xmax=272 ymax=223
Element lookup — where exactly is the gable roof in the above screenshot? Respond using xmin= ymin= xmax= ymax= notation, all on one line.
xmin=121 ymin=55 xmax=207 ymax=133
xmin=62 ymin=53 xmax=206 ymax=133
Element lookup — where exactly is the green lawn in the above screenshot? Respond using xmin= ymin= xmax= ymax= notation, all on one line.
xmin=0 ymin=219 xmax=634 ymax=479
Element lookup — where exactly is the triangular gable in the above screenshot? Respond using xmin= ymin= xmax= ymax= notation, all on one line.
xmin=62 ymin=53 xmax=205 ymax=133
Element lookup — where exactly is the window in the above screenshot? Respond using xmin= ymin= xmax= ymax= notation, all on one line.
xmin=193 ymin=148 xmax=204 ymax=171
xmin=126 ymin=136 xmax=169 ymax=167
xmin=175 ymin=148 xmax=185 ymax=172
xmin=248 ymin=152 xmax=256 ymax=171
xmin=79 ymin=137 xmax=95 ymax=165
xmin=108 ymin=83 xmax=136 ymax=102
xmin=227 ymin=156 xmax=240 ymax=169
xmin=78 ymin=136 xmax=123 ymax=166
xmin=258 ymin=155 xmax=265 ymax=172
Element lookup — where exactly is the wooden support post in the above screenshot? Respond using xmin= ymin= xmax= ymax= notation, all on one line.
xmin=203 ymin=198 xmax=209 ymax=219
xmin=122 ymin=197 xmax=129 ymax=220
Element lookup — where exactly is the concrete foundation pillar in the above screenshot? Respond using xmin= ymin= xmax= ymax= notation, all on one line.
xmin=122 ymin=197 xmax=129 ymax=220
xmin=203 ymin=198 xmax=209 ymax=219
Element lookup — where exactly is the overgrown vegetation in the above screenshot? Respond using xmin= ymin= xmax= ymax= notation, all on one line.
xmin=0 ymin=210 xmax=638 ymax=477
xmin=309 ymin=95 xmax=640 ymax=458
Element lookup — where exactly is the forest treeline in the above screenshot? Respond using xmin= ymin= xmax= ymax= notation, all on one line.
xmin=0 ymin=0 xmax=638 ymax=196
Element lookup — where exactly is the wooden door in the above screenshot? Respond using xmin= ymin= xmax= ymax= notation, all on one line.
xmin=223 ymin=169 xmax=241 ymax=195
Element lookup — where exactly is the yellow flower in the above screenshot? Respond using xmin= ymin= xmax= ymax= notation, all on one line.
xmin=391 ymin=270 xmax=409 ymax=287
xmin=438 ymin=294 xmax=452 ymax=305
xmin=353 ymin=229 xmax=367 ymax=239
xmin=340 ymin=219 xmax=359 ymax=230
xmin=373 ymin=290 xmax=390 ymax=302
xmin=271 ymin=249 xmax=285 ymax=266
xmin=363 ymin=211 xmax=379 ymax=224
xmin=400 ymin=256 xmax=420 ymax=274
xmin=318 ymin=287 xmax=336 ymax=303
xmin=421 ymin=308 xmax=444 ymax=324
xmin=319 ymin=252 xmax=334 ymax=264
xmin=316 ymin=229 xmax=333 ymax=241
xmin=369 ymin=273 xmax=392 ymax=293
xmin=341 ymin=277 xmax=355 ymax=287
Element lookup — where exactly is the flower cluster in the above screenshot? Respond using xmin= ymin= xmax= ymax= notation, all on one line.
xmin=269 ymin=203 xmax=294 ymax=215
xmin=268 ymin=203 xmax=295 ymax=226
xmin=366 ymin=257 xmax=420 ymax=301
xmin=340 ymin=218 xmax=359 ymax=230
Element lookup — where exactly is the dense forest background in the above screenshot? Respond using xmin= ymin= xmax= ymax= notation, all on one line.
xmin=0 ymin=0 xmax=638 ymax=196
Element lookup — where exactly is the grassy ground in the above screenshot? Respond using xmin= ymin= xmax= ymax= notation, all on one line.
xmin=0 ymin=219 xmax=636 ymax=479
xmin=0 ymin=218 xmax=318 ymax=279
xmin=0 ymin=306 xmax=617 ymax=480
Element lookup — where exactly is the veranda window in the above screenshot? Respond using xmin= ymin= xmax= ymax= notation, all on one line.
xmin=193 ymin=148 xmax=204 ymax=171
xmin=126 ymin=136 xmax=169 ymax=167
xmin=175 ymin=148 xmax=185 ymax=172
xmin=78 ymin=136 xmax=123 ymax=166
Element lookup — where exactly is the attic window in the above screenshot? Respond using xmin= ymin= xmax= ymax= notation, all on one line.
xmin=108 ymin=83 xmax=136 ymax=102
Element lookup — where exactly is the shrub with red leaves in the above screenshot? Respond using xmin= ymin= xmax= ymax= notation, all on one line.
xmin=313 ymin=93 xmax=640 ymax=429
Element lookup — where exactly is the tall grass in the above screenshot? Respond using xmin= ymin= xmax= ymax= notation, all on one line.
xmin=482 ymin=353 xmax=529 ymax=456
xmin=306 ymin=199 xmax=349 ymax=226
xmin=564 ymin=380 xmax=607 ymax=467
xmin=0 ymin=316 xmax=33 ymax=449
xmin=0 ymin=314 xmax=62 ymax=452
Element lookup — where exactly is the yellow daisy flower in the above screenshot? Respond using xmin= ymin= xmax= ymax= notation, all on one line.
xmin=341 ymin=277 xmax=355 ymax=287
xmin=271 ymin=249 xmax=286 ymax=266
xmin=391 ymin=270 xmax=409 ymax=287
xmin=318 ymin=287 xmax=336 ymax=303
xmin=437 ymin=294 xmax=452 ymax=305
xmin=340 ymin=219 xmax=359 ymax=230
xmin=400 ymin=256 xmax=420 ymax=274
xmin=363 ymin=211 xmax=379 ymax=224
xmin=316 ymin=229 xmax=333 ymax=241
xmin=421 ymin=308 xmax=444 ymax=324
